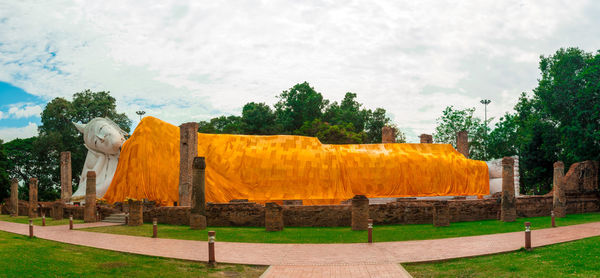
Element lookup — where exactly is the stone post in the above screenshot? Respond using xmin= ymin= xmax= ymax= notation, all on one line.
xmin=419 ymin=134 xmax=433 ymax=144
xmin=128 ymin=199 xmax=143 ymax=226
xmin=52 ymin=201 xmax=65 ymax=220
xmin=84 ymin=171 xmax=97 ymax=223
xmin=190 ymin=157 xmax=207 ymax=230
xmin=553 ymin=161 xmax=566 ymax=218
xmin=28 ymin=178 xmax=38 ymax=218
xmin=433 ymin=201 xmax=450 ymax=227
xmin=501 ymin=157 xmax=516 ymax=222
xmin=381 ymin=126 xmax=396 ymax=143
xmin=179 ymin=122 xmax=199 ymax=206
xmin=456 ymin=130 xmax=469 ymax=158
xmin=351 ymin=195 xmax=369 ymax=231
xmin=265 ymin=202 xmax=284 ymax=231
xmin=60 ymin=151 xmax=72 ymax=202
xmin=10 ymin=178 xmax=18 ymax=217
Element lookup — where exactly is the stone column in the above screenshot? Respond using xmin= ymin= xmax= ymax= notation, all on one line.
xmin=128 ymin=199 xmax=143 ymax=226
xmin=84 ymin=171 xmax=97 ymax=223
xmin=179 ymin=122 xmax=199 ymax=206
xmin=190 ymin=156 xmax=207 ymax=230
xmin=351 ymin=195 xmax=369 ymax=230
xmin=501 ymin=157 xmax=516 ymax=222
xmin=28 ymin=178 xmax=38 ymax=218
xmin=381 ymin=126 xmax=396 ymax=143
xmin=433 ymin=201 xmax=450 ymax=227
xmin=553 ymin=161 xmax=567 ymax=218
xmin=419 ymin=134 xmax=433 ymax=144
xmin=456 ymin=130 xmax=469 ymax=158
xmin=10 ymin=178 xmax=18 ymax=217
xmin=265 ymin=202 xmax=284 ymax=231
xmin=60 ymin=151 xmax=72 ymax=202
xmin=52 ymin=201 xmax=65 ymax=220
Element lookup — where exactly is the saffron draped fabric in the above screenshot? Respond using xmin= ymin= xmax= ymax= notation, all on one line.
xmin=102 ymin=117 xmax=489 ymax=206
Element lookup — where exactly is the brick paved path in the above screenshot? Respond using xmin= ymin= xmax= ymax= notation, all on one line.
xmin=2 ymin=221 xmax=600 ymax=277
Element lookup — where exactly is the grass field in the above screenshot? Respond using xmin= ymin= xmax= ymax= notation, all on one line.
xmin=404 ymin=236 xmax=600 ymax=277
xmin=0 ymin=215 xmax=84 ymax=226
xmin=80 ymin=212 xmax=600 ymax=243
xmin=0 ymin=230 xmax=265 ymax=277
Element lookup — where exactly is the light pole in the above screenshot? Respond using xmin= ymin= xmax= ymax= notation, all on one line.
xmin=480 ymin=99 xmax=491 ymax=159
xmin=136 ymin=110 xmax=146 ymax=121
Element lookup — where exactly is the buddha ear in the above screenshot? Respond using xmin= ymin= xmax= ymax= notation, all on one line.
xmin=73 ymin=122 xmax=86 ymax=134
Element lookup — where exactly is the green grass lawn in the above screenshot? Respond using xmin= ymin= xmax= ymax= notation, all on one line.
xmin=404 ymin=236 xmax=600 ymax=277
xmin=80 ymin=212 xmax=600 ymax=244
xmin=0 ymin=230 xmax=265 ymax=277
xmin=0 ymin=215 xmax=84 ymax=226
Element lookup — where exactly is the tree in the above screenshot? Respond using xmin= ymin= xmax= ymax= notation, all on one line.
xmin=433 ymin=106 xmax=489 ymax=160
xmin=534 ymin=48 xmax=600 ymax=164
xmin=324 ymin=92 xmax=370 ymax=133
xmin=365 ymin=108 xmax=391 ymax=143
xmin=294 ymin=119 xmax=367 ymax=144
xmin=275 ymin=82 xmax=328 ymax=132
xmin=0 ymin=140 xmax=10 ymax=201
xmin=241 ymin=102 xmax=278 ymax=135
xmin=486 ymin=113 xmax=518 ymax=160
xmin=198 ymin=116 xmax=243 ymax=134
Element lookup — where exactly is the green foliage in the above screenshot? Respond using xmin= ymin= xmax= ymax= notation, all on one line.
xmin=274 ymin=82 xmax=328 ymax=132
xmin=433 ymin=106 xmax=489 ymax=160
xmin=198 ymin=82 xmax=403 ymax=144
xmin=294 ymin=119 xmax=367 ymax=144
xmin=198 ymin=115 xmax=243 ymax=134
xmin=241 ymin=102 xmax=278 ymax=135
xmin=486 ymin=48 xmax=599 ymax=194
xmin=0 ymin=140 xmax=10 ymax=201
xmin=4 ymin=90 xmax=131 ymax=201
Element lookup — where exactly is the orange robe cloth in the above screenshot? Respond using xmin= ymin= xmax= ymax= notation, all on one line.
xmin=103 ymin=117 xmax=489 ymax=206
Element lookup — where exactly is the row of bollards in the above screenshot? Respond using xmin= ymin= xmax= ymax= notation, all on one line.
xmin=150 ymin=217 xmax=216 ymax=266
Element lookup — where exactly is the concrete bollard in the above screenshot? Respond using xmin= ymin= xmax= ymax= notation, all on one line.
xmin=153 ymin=218 xmax=158 ymax=238
xmin=208 ymin=231 xmax=216 ymax=267
xmin=29 ymin=219 xmax=33 ymax=238
xmin=524 ymin=222 xmax=531 ymax=250
xmin=368 ymin=219 xmax=373 ymax=243
xmin=551 ymin=211 xmax=556 ymax=228
xmin=69 ymin=215 xmax=73 ymax=230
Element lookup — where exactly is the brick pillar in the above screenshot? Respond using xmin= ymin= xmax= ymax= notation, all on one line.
xmin=10 ymin=178 xmax=18 ymax=217
xmin=84 ymin=171 xmax=97 ymax=222
xmin=433 ymin=201 xmax=450 ymax=227
xmin=60 ymin=151 xmax=72 ymax=202
xmin=456 ymin=130 xmax=469 ymax=158
xmin=265 ymin=202 xmax=284 ymax=231
xmin=179 ymin=122 xmax=199 ymax=206
xmin=52 ymin=201 xmax=65 ymax=220
xmin=351 ymin=195 xmax=369 ymax=230
xmin=501 ymin=157 xmax=516 ymax=222
xmin=128 ymin=199 xmax=143 ymax=226
xmin=419 ymin=134 xmax=433 ymax=144
xmin=381 ymin=126 xmax=396 ymax=143
xmin=28 ymin=178 xmax=38 ymax=218
xmin=553 ymin=161 xmax=567 ymax=218
xmin=190 ymin=157 xmax=207 ymax=230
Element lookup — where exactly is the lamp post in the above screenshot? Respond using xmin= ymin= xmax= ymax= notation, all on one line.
xmin=480 ymin=99 xmax=491 ymax=159
xmin=135 ymin=110 xmax=146 ymax=121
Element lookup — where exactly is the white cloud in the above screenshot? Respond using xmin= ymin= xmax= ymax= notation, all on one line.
xmin=0 ymin=122 xmax=38 ymax=142
xmin=6 ymin=103 xmax=43 ymax=119
xmin=0 ymin=1 xmax=598 ymax=142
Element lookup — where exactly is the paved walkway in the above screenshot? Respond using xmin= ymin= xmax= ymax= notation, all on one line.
xmin=2 ymin=221 xmax=600 ymax=277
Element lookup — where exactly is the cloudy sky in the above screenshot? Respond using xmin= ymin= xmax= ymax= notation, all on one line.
xmin=0 ymin=1 xmax=599 ymax=142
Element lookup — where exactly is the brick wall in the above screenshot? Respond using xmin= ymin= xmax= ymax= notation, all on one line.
xmin=137 ymin=193 xmax=600 ymax=227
